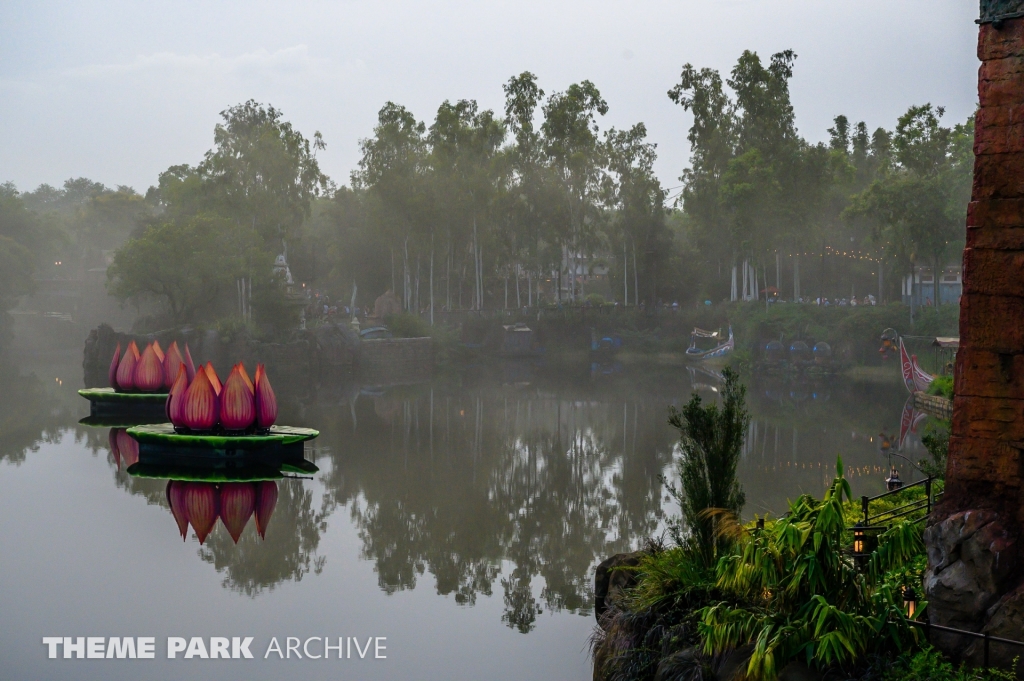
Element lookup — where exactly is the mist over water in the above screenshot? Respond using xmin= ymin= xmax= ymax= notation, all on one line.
xmin=0 ymin=318 xmax=923 ymax=679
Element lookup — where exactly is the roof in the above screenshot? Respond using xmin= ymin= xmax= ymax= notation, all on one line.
xmin=933 ymin=337 xmax=960 ymax=349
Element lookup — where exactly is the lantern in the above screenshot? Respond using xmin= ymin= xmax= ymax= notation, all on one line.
xmin=853 ymin=521 xmax=866 ymax=556
xmin=886 ymin=465 xmax=903 ymax=491
xmin=903 ymin=587 xmax=918 ymax=618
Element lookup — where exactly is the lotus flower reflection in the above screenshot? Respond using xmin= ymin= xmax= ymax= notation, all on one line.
xmin=165 ymin=361 xmax=277 ymax=433
xmin=107 ymin=428 xmax=140 ymax=469
xmin=165 ymin=480 xmax=277 ymax=544
xmin=108 ymin=340 xmax=196 ymax=394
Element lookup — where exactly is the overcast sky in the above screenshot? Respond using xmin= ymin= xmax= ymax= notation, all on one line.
xmin=1 ymin=0 xmax=979 ymax=196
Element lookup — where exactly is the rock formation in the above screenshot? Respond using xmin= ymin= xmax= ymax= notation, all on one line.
xmin=927 ymin=1 xmax=1024 ymax=664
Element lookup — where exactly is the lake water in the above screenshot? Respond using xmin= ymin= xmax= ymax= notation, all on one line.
xmin=0 ymin=339 xmax=926 ymax=680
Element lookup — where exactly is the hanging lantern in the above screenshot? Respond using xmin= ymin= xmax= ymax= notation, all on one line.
xmin=886 ymin=465 xmax=903 ymax=491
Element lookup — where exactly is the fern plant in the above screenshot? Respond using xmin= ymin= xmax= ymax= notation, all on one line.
xmin=697 ymin=458 xmax=925 ymax=680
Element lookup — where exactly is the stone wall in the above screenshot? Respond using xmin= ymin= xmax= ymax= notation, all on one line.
xmin=356 ymin=337 xmax=432 ymax=384
xmin=926 ymin=8 xmax=1024 ymax=661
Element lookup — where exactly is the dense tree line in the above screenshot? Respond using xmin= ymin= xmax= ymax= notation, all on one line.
xmin=0 ymin=49 xmax=974 ymax=330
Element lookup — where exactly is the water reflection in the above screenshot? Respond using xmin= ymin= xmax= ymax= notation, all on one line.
xmin=1 ymin=345 xmax=926 ymax=634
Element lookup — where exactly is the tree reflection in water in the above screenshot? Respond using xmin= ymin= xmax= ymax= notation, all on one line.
xmin=314 ymin=373 xmax=677 ymax=633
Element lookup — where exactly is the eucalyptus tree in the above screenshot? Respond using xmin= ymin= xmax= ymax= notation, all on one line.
xmin=603 ymin=123 xmax=668 ymax=307
xmin=353 ymin=102 xmax=430 ymax=309
xmin=199 ymin=100 xmax=329 ymax=247
xmin=427 ymin=99 xmax=505 ymax=310
xmin=542 ymin=81 xmax=609 ymax=302
xmin=668 ymin=64 xmax=737 ymax=300
xmin=850 ymin=105 xmax=973 ymax=306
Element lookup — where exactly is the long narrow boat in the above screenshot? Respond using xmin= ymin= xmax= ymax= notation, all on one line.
xmin=685 ymin=327 xmax=734 ymax=361
xmin=899 ymin=337 xmax=935 ymax=394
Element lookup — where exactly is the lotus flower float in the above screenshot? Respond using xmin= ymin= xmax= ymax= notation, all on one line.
xmin=108 ymin=340 xmax=196 ymax=394
xmin=165 ymin=361 xmax=278 ymax=433
xmin=165 ymin=480 xmax=278 ymax=544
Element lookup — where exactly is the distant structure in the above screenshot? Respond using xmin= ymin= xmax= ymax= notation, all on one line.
xmin=372 ymin=291 xmax=402 ymax=320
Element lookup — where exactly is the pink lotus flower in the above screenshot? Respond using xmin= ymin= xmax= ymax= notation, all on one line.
xmin=166 ymin=365 xmax=189 ymax=426
xmin=163 ymin=342 xmax=185 ymax=389
xmin=108 ymin=428 xmax=120 ymax=470
xmin=220 ymin=364 xmax=256 ymax=430
xmin=181 ymin=366 xmax=219 ymax=431
xmin=237 ymin=363 xmax=254 ymax=394
xmin=204 ymin=362 xmax=222 ymax=396
xmin=167 ymin=481 xmax=190 ymax=541
xmin=133 ymin=342 xmax=164 ymax=392
xmin=254 ymin=481 xmax=278 ymax=539
xmin=152 ymin=340 xmax=165 ymax=364
xmin=115 ymin=341 xmax=141 ymax=390
xmin=183 ymin=344 xmax=197 ymax=383
xmin=115 ymin=429 xmax=139 ymax=467
xmin=108 ymin=343 xmax=121 ymax=390
xmin=184 ymin=483 xmax=218 ymax=544
xmin=219 ymin=483 xmax=256 ymax=543
xmin=254 ymin=364 xmax=278 ymax=429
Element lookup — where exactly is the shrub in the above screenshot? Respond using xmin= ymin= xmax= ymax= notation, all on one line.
xmin=666 ymin=367 xmax=748 ymax=569
xmin=928 ymin=375 xmax=954 ymax=400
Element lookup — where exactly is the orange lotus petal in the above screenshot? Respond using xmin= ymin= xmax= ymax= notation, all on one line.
xmin=133 ymin=343 xmax=164 ymax=392
xmin=108 ymin=428 xmax=120 ymax=470
xmin=115 ymin=429 xmax=139 ymax=467
xmin=108 ymin=343 xmax=121 ymax=390
xmin=163 ymin=341 xmax=185 ymax=389
xmin=254 ymin=481 xmax=278 ymax=539
xmin=183 ymin=344 xmax=197 ymax=383
xmin=182 ymin=367 xmax=219 ymax=431
xmin=167 ymin=481 xmax=190 ymax=540
xmin=152 ymin=340 xmax=165 ymax=363
xmin=220 ymin=365 xmax=256 ymax=430
xmin=166 ymin=365 xmax=189 ymax=426
xmin=254 ymin=364 xmax=278 ymax=429
xmin=204 ymin=362 xmax=222 ymax=396
xmin=115 ymin=343 xmax=139 ymax=391
xmin=219 ymin=483 xmax=256 ymax=543
xmin=237 ymin=363 xmax=254 ymax=394
xmin=184 ymin=483 xmax=218 ymax=544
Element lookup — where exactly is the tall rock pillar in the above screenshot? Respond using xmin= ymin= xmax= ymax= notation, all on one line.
xmin=924 ymin=1 xmax=1024 ymax=664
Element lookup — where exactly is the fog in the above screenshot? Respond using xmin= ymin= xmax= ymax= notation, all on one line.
xmin=2 ymin=0 xmax=977 ymax=192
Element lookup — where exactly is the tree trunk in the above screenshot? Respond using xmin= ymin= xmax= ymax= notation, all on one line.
xmin=516 ymin=265 xmax=521 ymax=308
xmin=430 ymin=240 xmax=434 ymax=325
xmin=528 ymin=271 xmax=533 ymax=307
xmin=793 ymin=254 xmax=800 ymax=301
xmin=933 ymin=256 xmax=942 ymax=307
xmin=632 ymin=242 xmax=638 ymax=307
xmin=624 ymin=240 xmax=629 ymax=306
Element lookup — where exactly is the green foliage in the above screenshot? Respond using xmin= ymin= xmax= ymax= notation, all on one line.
xmin=107 ymin=215 xmax=270 ymax=325
xmin=928 ymin=375 xmax=954 ymax=400
xmin=666 ymin=368 xmax=748 ymax=568
xmin=384 ymin=312 xmax=432 ymax=338
xmin=698 ymin=459 xmax=925 ymax=680
xmin=880 ymin=647 xmax=1019 ymax=681
xmin=920 ymin=420 xmax=950 ymax=480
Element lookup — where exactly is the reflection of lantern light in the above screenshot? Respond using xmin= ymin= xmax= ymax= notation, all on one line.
xmin=853 ymin=522 xmax=866 ymax=555
xmin=903 ymin=587 xmax=917 ymax=618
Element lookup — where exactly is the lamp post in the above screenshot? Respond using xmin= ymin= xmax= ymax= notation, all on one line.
xmin=853 ymin=521 xmax=866 ymax=556
xmin=886 ymin=465 xmax=904 ymax=491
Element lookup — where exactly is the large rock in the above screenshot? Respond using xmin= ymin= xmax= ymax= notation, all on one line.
xmin=963 ymin=583 xmax=1024 ymax=670
xmin=924 ymin=510 xmax=1018 ymax=630
xmin=594 ymin=550 xmax=643 ymax=624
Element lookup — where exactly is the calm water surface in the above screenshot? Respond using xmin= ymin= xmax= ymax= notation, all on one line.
xmin=0 ymin=345 xmax=925 ymax=681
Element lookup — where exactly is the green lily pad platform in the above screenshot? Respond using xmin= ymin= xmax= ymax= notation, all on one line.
xmin=127 ymin=458 xmax=318 ymax=482
xmin=79 ymin=388 xmax=169 ymax=418
xmin=127 ymin=424 xmax=319 ymax=450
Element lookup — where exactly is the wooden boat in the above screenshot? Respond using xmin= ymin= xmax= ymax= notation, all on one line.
xmin=685 ymin=327 xmax=734 ymax=361
xmin=899 ymin=337 xmax=934 ymax=394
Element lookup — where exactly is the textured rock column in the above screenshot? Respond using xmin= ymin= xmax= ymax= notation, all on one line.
xmin=925 ymin=1 xmax=1024 ymax=664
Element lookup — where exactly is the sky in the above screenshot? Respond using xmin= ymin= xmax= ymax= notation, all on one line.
xmin=1 ymin=0 xmax=979 ymax=196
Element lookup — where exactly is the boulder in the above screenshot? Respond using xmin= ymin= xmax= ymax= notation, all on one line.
xmin=594 ymin=550 xmax=643 ymax=624
xmin=924 ymin=510 xmax=1018 ymax=631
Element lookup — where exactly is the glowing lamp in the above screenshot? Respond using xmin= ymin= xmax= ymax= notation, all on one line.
xmin=903 ymin=587 xmax=918 ymax=618
xmin=853 ymin=522 xmax=866 ymax=555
